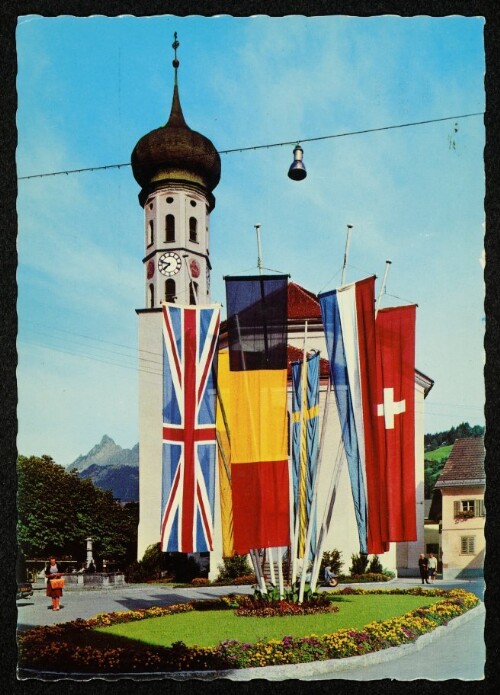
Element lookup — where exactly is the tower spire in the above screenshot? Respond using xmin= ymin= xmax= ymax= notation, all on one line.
xmin=166 ymin=32 xmax=187 ymax=127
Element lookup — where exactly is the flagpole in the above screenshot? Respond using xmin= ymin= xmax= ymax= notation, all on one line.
xmin=310 ymin=435 xmax=345 ymax=593
xmin=268 ymin=547 xmax=277 ymax=586
xmin=308 ymin=376 xmax=333 ymax=592
xmin=255 ymin=223 xmax=263 ymax=273
xmin=250 ymin=548 xmax=266 ymax=593
xmin=375 ymin=260 xmax=392 ymax=316
xmin=341 ymin=224 xmax=353 ymax=286
xmin=277 ymin=547 xmax=284 ymax=596
xmin=291 ymin=320 xmax=308 ymax=586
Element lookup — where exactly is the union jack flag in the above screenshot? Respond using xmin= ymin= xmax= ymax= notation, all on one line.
xmin=160 ymin=303 xmax=221 ymax=553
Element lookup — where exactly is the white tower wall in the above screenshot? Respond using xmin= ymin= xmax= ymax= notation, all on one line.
xmin=137 ymin=180 xmax=213 ymax=561
xmin=137 ymin=310 xmax=163 ymax=560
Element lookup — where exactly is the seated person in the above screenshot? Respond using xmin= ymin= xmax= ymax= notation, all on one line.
xmin=324 ymin=565 xmax=336 ymax=583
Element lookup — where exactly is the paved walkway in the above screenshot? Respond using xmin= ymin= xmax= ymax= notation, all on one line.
xmin=17 ymin=577 xmax=485 ymax=680
xmin=16 ymin=581 xmax=254 ymax=632
xmin=302 ymin=605 xmax=485 ymax=681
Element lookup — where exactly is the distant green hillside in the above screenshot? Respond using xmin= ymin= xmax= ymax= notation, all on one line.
xmin=424 ymin=422 xmax=484 ymax=451
xmin=424 ymin=445 xmax=453 ymax=462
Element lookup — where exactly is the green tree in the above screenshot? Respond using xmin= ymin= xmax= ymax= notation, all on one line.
xmin=424 ymin=458 xmax=449 ymax=498
xmin=349 ymin=553 xmax=369 ymax=575
xmin=217 ymin=554 xmax=253 ymax=581
xmin=17 ymin=455 xmax=137 ymax=567
xmin=320 ymin=549 xmax=343 ymax=577
xmin=367 ymin=555 xmax=383 ymax=574
xmin=424 ymin=422 xmax=484 ymax=450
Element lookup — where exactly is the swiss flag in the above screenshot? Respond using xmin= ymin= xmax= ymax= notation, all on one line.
xmin=375 ymin=305 xmax=417 ymax=543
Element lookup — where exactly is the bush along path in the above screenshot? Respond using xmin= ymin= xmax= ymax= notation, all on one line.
xmin=18 ymin=588 xmax=479 ymax=674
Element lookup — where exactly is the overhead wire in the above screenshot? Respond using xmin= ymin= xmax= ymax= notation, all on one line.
xmin=17 ymin=111 xmax=484 ymax=181
xmin=18 ymin=328 xmax=485 ymax=419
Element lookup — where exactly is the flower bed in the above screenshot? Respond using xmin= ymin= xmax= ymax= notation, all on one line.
xmin=235 ymin=594 xmax=338 ymax=617
xmin=18 ymin=588 xmax=479 ymax=673
xmin=190 ymin=574 xmax=257 ymax=587
xmin=339 ymin=572 xmax=392 ymax=583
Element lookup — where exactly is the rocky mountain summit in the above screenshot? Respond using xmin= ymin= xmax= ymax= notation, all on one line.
xmin=67 ymin=435 xmax=139 ymax=502
xmin=67 ymin=435 xmax=138 ymax=472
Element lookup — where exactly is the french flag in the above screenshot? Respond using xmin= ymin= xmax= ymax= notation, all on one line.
xmin=319 ymin=276 xmax=383 ymax=555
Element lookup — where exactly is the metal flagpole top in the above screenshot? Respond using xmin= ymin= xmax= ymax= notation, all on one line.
xmin=255 ymin=223 xmax=263 ymax=275
xmin=341 ymin=224 xmax=353 ymax=286
xmin=375 ymin=259 xmax=392 ymax=316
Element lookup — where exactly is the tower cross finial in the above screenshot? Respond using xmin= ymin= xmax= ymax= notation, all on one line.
xmin=172 ymin=32 xmax=180 ymax=81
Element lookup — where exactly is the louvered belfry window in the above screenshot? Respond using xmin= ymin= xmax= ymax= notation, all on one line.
xmin=165 ymin=279 xmax=176 ymax=303
xmin=165 ymin=214 xmax=175 ymax=242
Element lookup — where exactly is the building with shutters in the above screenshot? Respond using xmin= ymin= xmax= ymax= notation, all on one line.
xmin=434 ymin=437 xmax=485 ymax=579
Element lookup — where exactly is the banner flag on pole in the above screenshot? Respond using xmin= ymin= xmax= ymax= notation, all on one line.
xmin=160 ymin=303 xmax=220 ymax=553
xmin=225 ymin=275 xmax=290 ymax=554
xmin=376 ymin=305 xmax=417 ymax=542
xmin=215 ymin=349 xmax=235 ymax=558
xmin=318 ymin=276 xmax=380 ymax=555
xmin=291 ymin=351 xmax=320 ymax=559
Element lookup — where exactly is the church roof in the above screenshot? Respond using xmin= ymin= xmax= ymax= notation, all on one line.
xmin=287 ymin=282 xmax=322 ymax=320
xmin=131 ymin=68 xmax=220 ymax=195
xmin=435 ymin=437 xmax=485 ymax=488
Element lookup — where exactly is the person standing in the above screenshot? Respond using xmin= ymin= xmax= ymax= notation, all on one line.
xmin=418 ymin=553 xmax=430 ymax=584
xmin=45 ymin=556 xmax=64 ymax=611
xmin=427 ymin=552 xmax=438 ymax=582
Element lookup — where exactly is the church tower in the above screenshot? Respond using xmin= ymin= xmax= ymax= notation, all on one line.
xmin=131 ymin=36 xmax=221 ymax=559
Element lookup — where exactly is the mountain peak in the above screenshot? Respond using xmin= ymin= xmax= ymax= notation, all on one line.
xmin=67 ymin=436 xmax=138 ymax=472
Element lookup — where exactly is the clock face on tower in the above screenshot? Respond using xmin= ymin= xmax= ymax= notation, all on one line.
xmin=146 ymin=260 xmax=155 ymax=279
xmin=158 ymin=252 xmax=182 ymax=276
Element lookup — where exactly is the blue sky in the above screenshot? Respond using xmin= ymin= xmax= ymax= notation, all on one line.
xmin=16 ymin=15 xmax=485 ymax=466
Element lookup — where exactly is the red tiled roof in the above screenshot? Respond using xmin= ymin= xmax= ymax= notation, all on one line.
xmin=288 ymin=282 xmax=322 ymax=320
xmin=435 ymin=437 xmax=485 ymax=488
xmin=287 ymin=344 xmax=330 ymax=378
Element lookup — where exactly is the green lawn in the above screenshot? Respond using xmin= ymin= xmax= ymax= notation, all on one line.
xmin=94 ymin=594 xmax=441 ymax=648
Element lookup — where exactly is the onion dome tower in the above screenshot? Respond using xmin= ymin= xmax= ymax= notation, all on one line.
xmin=132 ymin=33 xmax=220 ymax=308
xmin=134 ymin=35 xmax=221 ymax=562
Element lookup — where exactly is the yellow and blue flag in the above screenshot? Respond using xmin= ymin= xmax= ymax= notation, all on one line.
xmin=291 ymin=351 xmax=320 ymax=559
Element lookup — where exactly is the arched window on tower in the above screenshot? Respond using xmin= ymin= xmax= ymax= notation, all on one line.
xmin=189 ymin=217 xmax=198 ymax=243
xmin=165 ymin=279 xmax=176 ymax=303
xmin=149 ymin=283 xmax=155 ymax=308
xmin=165 ymin=214 xmax=175 ymax=242
xmin=189 ymin=280 xmax=199 ymax=306
xmin=148 ymin=220 xmax=154 ymax=247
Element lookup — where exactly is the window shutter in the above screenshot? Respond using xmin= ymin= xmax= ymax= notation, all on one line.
xmin=461 ymin=536 xmax=476 ymax=554
xmin=477 ymin=499 xmax=485 ymax=517
xmin=454 ymin=501 xmax=460 ymax=516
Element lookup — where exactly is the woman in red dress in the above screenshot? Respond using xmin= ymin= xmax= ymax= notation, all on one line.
xmin=45 ymin=556 xmax=64 ymax=610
